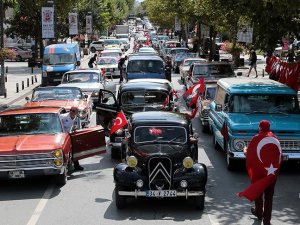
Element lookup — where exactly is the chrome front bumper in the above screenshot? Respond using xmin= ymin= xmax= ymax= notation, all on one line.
xmin=118 ymin=190 xmax=205 ymax=198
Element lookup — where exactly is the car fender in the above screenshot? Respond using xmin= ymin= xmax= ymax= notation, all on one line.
xmin=113 ymin=163 xmax=144 ymax=185
xmin=173 ymin=163 xmax=207 ymax=187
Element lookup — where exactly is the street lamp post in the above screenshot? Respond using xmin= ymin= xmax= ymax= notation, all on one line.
xmin=0 ymin=0 xmax=6 ymax=98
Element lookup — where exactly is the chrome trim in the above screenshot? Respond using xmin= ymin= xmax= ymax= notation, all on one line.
xmin=73 ymin=146 xmax=106 ymax=158
xmin=118 ymin=190 xmax=205 ymax=197
xmin=148 ymin=156 xmax=172 ymax=190
xmin=111 ymin=142 xmax=122 ymax=147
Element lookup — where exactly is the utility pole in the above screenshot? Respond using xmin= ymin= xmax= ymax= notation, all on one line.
xmin=0 ymin=0 xmax=6 ymax=98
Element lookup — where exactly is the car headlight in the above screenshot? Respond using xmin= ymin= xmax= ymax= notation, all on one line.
xmin=127 ymin=156 xmax=138 ymax=168
xmin=54 ymin=158 xmax=63 ymax=167
xmin=233 ymin=139 xmax=246 ymax=151
xmin=52 ymin=149 xmax=63 ymax=158
xmin=78 ymin=109 xmax=88 ymax=119
xmin=183 ymin=157 xmax=193 ymax=169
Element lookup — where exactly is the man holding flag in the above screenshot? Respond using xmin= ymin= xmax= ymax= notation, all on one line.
xmin=238 ymin=120 xmax=282 ymax=225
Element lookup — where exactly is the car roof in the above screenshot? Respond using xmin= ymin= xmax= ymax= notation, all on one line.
xmin=128 ymin=55 xmax=163 ymax=61
xmin=131 ymin=111 xmax=188 ymax=125
xmin=0 ymin=106 xmax=62 ymax=116
xmin=34 ymin=86 xmax=82 ymax=91
xmin=119 ymin=80 xmax=172 ymax=92
xmin=218 ymin=77 xmax=296 ymax=95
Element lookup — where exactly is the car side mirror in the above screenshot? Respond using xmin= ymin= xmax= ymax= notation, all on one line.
xmin=77 ymin=61 xmax=81 ymax=66
xmin=215 ymin=104 xmax=222 ymax=111
xmin=237 ymin=72 xmax=242 ymax=76
xmin=25 ymin=96 xmax=30 ymax=102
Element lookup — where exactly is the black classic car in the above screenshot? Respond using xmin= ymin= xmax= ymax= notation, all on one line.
xmin=94 ymin=79 xmax=178 ymax=159
xmin=113 ymin=111 xmax=207 ymax=209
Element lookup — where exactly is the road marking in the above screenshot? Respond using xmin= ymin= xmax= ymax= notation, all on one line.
xmin=26 ymin=184 xmax=55 ymax=225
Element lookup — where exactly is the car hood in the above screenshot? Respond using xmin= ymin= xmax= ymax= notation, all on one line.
xmin=24 ymin=99 xmax=85 ymax=110
xmin=0 ymin=134 xmax=66 ymax=154
xmin=228 ymin=114 xmax=300 ymax=135
xmin=58 ymin=83 xmax=103 ymax=92
xmin=127 ymin=72 xmax=165 ymax=79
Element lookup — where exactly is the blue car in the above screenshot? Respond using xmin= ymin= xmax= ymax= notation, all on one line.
xmin=209 ymin=77 xmax=300 ymax=170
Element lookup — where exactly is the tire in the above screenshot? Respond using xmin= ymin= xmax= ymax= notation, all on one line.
xmin=16 ymin=55 xmax=22 ymax=62
xmin=212 ymin=133 xmax=221 ymax=151
xmin=90 ymin=47 xmax=96 ymax=53
xmin=226 ymin=150 xmax=237 ymax=171
xmin=111 ymin=147 xmax=120 ymax=159
xmin=115 ymin=185 xmax=126 ymax=209
xmin=195 ymin=195 xmax=205 ymax=210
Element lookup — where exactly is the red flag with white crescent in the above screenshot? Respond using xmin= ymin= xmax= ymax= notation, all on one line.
xmin=183 ymin=77 xmax=205 ymax=107
xmin=110 ymin=111 xmax=128 ymax=134
xmin=237 ymin=132 xmax=282 ymax=201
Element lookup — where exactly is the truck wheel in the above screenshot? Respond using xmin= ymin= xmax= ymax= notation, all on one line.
xmin=226 ymin=151 xmax=237 ymax=171
xmin=212 ymin=133 xmax=221 ymax=151
xmin=115 ymin=185 xmax=126 ymax=209
xmin=90 ymin=47 xmax=96 ymax=53
xmin=195 ymin=195 xmax=205 ymax=210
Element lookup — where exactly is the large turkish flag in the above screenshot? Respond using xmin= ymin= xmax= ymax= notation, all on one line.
xmin=183 ymin=77 xmax=205 ymax=107
xmin=237 ymin=131 xmax=282 ymax=201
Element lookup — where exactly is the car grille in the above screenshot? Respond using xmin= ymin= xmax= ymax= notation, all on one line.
xmin=0 ymin=153 xmax=55 ymax=171
xmin=148 ymin=156 xmax=172 ymax=190
xmin=244 ymin=140 xmax=300 ymax=151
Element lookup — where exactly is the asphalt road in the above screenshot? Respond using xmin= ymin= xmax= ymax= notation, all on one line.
xmin=0 ymin=68 xmax=300 ymax=225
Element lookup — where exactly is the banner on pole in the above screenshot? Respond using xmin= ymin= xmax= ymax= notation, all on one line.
xmin=69 ymin=13 xmax=79 ymax=36
xmin=174 ymin=16 xmax=181 ymax=32
xmin=86 ymin=15 xmax=93 ymax=34
xmin=42 ymin=7 xmax=55 ymax=39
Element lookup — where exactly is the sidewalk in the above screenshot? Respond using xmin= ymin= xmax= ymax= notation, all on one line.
xmin=234 ymin=54 xmax=267 ymax=78
xmin=0 ymin=61 xmax=41 ymax=110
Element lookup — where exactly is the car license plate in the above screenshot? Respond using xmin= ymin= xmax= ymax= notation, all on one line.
xmin=282 ymin=154 xmax=289 ymax=161
xmin=8 ymin=170 xmax=25 ymax=179
xmin=146 ymin=190 xmax=177 ymax=197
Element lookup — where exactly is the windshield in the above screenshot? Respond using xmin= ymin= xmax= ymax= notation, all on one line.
xmin=43 ymin=53 xmax=75 ymax=65
xmin=229 ymin=94 xmax=299 ymax=114
xmin=62 ymin=72 xmax=100 ymax=83
xmin=97 ymin=57 xmax=117 ymax=65
xmin=134 ymin=126 xmax=187 ymax=144
xmin=127 ymin=60 xmax=163 ymax=73
xmin=121 ymin=91 xmax=168 ymax=106
xmin=0 ymin=113 xmax=62 ymax=136
xmin=32 ymin=88 xmax=83 ymax=101
xmin=193 ymin=64 xmax=234 ymax=77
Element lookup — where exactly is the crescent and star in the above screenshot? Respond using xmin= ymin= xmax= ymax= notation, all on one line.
xmin=114 ymin=117 xmax=122 ymax=126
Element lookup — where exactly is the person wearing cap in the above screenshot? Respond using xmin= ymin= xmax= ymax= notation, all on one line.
xmin=242 ymin=120 xmax=281 ymax=225
xmin=60 ymin=106 xmax=84 ymax=171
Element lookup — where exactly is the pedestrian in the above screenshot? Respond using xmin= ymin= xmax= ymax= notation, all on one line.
xmin=247 ymin=48 xmax=258 ymax=78
xmin=238 ymin=120 xmax=282 ymax=225
xmin=286 ymin=48 xmax=295 ymax=63
xmin=118 ymin=55 xmax=128 ymax=83
xmin=60 ymin=106 xmax=84 ymax=171
xmin=88 ymin=54 xmax=97 ymax=68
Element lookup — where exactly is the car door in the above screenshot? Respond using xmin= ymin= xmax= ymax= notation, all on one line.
xmin=94 ymin=89 xmax=119 ymax=129
xmin=71 ymin=126 xmax=106 ymax=160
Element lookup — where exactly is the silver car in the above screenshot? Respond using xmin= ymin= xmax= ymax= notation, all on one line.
xmin=7 ymin=46 xmax=32 ymax=61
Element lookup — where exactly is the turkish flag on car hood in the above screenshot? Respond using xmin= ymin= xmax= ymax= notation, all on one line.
xmin=237 ymin=131 xmax=282 ymax=201
xmin=110 ymin=111 xmax=128 ymax=135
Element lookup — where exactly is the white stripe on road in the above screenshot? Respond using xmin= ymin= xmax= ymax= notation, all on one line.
xmin=26 ymin=184 xmax=55 ymax=225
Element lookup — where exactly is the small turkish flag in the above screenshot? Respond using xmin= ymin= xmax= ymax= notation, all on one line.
xmin=183 ymin=77 xmax=205 ymax=107
xmin=162 ymin=95 xmax=169 ymax=108
xmin=110 ymin=111 xmax=128 ymax=135
xmin=221 ymin=121 xmax=229 ymax=141
xmin=237 ymin=132 xmax=282 ymax=201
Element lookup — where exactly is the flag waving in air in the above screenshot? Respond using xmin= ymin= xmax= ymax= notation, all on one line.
xmin=183 ymin=77 xmax=205 ymax=107
xmin=237 ymin=124 xmax=282 ymax=201
xmin=110 ymin=111 xmax=128 ymax=134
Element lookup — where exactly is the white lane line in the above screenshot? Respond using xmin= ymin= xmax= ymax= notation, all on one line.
xmin=26 ymin=184 xmax=55 ymax=225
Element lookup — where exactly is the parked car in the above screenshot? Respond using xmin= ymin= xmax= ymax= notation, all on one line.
xmin=113 ymin=111 xmax=207 ymax=209
xmin=185 ymin=61 xmax=239 ymax=90
xmin=6 ymin=46 xmax=32 ymax=61
xmin=197 ymin=81 xmax=217 ymax=132
xmin=179 ymin=58 xmax=207 ymax=84
xmin=94 ymin=79 xmax=177 ymax=159
xmin=0 ymin=106 xmax=106 ymax=184
xmin=96 ymin=56 xmax=120 ymax=78
xmin=89 ymin=40 xmax=105 ymax=53
xmin=24 ymin=86 xmax=93 ymax=128
xmin=209 ymin=78 xmax=300 ymax=170
xmin=58 ymin=69 xmax=116 ymax=104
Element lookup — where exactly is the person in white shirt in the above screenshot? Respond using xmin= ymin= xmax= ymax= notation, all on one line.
xmin=60 ymin=106 xmax=84 ymax=171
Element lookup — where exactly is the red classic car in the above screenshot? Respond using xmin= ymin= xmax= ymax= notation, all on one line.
xmin=25 ymin=86 xmax=93 ymax=128
xmin=0 ymin=106 xmax=106 ymax=185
